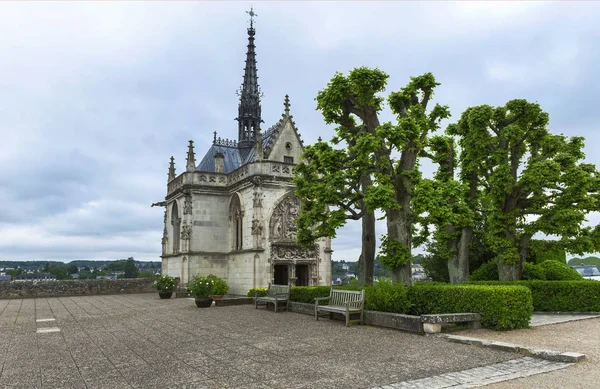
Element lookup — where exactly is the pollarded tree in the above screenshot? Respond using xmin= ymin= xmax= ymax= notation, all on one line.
xmin=463 ymin=100 xmax=600 ymax=280
xmin=294 ymin=139 xmax=377 ymax=286
xmin=312 ymin=67 xmax=449 ymax=285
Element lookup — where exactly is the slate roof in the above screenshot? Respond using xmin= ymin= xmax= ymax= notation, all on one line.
xmin=196 ymin=120 xmax=282 ymax=173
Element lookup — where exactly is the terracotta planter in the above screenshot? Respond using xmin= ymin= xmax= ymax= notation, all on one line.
xmin=158 ymin=291 xmax=173 ymax=299
xmin=194 ymin=297 xmax=213 ymax=308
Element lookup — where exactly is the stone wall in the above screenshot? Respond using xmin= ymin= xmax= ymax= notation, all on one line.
xmin=0 ymin=278 xmax=155 ymax=299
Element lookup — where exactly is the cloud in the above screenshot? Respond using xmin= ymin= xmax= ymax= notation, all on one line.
xmin=0 ymin=2 xmax=599 ymax=263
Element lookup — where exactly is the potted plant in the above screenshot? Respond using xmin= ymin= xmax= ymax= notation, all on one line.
xmin=153 ymin=274 xmax=178 ymax=299
xmin=207 ymin=274 xmax=229 ymax=300
xmin=188 ymin=275 xmax=215 ymax=308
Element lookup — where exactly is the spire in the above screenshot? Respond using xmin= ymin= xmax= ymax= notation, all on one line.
xmin=236 ymin=6 xmax=263 ymax=157
xmin=186 ymin=140 xmax=196 ymax=172
xmin=168 ymin=156 xmax=176 ymax=182
xmin=283 ymin=94 xmax=291 ymax=116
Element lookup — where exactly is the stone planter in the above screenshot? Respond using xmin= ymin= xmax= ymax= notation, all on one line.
xmin=194 ymin=297 xmax=213 ymax=308
xmin=158 ymin=291 xmax=173 ymax=299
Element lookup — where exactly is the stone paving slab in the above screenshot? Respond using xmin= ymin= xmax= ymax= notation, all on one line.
xmin=370 ymin=357 xmax=572 ymax=389
xmin=530 ymin=313 xmax=600 ymax=327
xmin=0 ymin=294 xmax=521 ymax=389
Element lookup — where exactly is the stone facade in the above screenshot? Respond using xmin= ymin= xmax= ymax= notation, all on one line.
xmin=158 ymin=16 xmax=331 ymax=295
xmin=0 ymin=279 xmax=155 ymax=299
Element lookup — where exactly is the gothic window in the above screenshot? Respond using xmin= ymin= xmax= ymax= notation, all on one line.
xmin=229 ymin=194 xmax=243 ymax=250
xmin=284 ymin=156 xmax=294 ymax=164
xmin=171 ymin=201 xmax=180 ymax=254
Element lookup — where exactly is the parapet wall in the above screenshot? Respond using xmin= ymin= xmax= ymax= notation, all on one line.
xmin=0 ymin=278 xmax=155 ymax=299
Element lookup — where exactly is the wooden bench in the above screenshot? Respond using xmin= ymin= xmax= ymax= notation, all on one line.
xmin=315 ymin=289 xmax=365 ymax=327
xmin=420 ymin=313 xmax=481 ymax=333
xmin=254 ymin=284 xmax=290 ymax=313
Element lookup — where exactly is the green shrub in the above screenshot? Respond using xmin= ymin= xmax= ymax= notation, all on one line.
xmin=538 ymin=261 xmax=583 ymax=281
xmin=408 ymin=284 xmax=532 ymax=330
xmin=247 ymin=287 xmax=267 ymax=297
xmin=290 ymin=286 xmax=333 ymax=303
xmin=470 ymin=260 xmax=499 ymax=281
xmin=246 ymin=283 xmax=411 ymax=314
xmin=153 ymin=274 xmax=178 ymax=292
xmin=469 ymin=280 xmax=600 ymax=312
xmin=206 ymin=274 xmax=229 ymax=295
xmin=363 ymin=278 xmax=410 ymax=313
xmin=521 ymin=262 xmax=547 ymax=280
xmin=525 ymin=280 xmax=600 ymax=311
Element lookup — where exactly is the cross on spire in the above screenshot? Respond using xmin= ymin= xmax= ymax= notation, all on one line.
xmin=284 ymin=94 xmax=290 ymax=116
xmin=247 ymin=6 xmax=257 ymax=28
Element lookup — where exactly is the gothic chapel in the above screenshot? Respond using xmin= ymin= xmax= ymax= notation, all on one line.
xmin=156 ymin=11 xmax=332 ymax=294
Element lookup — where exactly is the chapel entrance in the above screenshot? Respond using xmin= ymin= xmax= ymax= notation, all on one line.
xmin=274 ymin=264 xmax=288 ymax=285
xmin=296 ymin=264 xmax=309 ymax=286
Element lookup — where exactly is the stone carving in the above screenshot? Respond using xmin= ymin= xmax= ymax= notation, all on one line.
xmin=270 ymin=244 xmax=316 ymax=260
xmin=272 ymin=164 xmax=280 ymax=173
xmin=252 ymin=219 xmax=264 ymax=236
xmin=200 ymin=174 xmax=207 ymax=182
xmin=269 ymin=194 xmax=301 ymax=241
xmin=181 ymin=223 xmax=192 ymax=252
xmin=214 ymin=137 xmax=237 ymax=147
xmin=282 ymin=166 xmax=290 ymax=174
xmin=209 ymin=175 xmax=216 ymax=183
xmin=183 ymin=195 xmax=192 ymax=215
xmin=219 ymin=176 xmax=225 ymax=183
xmin=161 ymin=227 xmax=168 ymax=255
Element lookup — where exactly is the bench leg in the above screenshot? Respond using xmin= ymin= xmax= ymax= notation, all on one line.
xmin=468 ymin=321 xmax=481 ymax=330
xmin=346 ymin=313 xmax=349 ymax=327
xmin=274 ymin=299 xmax=277 ymax=313
xmin=315 ymin=305 xmax=319 ymax=321
xmin=361 ymin=310 xmax=364 ymax=325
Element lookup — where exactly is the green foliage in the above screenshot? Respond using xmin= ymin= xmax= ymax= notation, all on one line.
xmin=378 ymin=235 xmax=411 ymax=271
xmin=188 ymin=275 xmax=222 ymax=298
xmin=468 ymin=280 xmax=600 ymax=312
xmin=363 ymin=278 xmax=411 ymax=313
xmin=153 ymin=274 xmax=178 ymax=292
xmin=471 ymin=259 xmax=578 ymax=281
xmin=470 ymin=260 xmax=499 ymax=281
xmin=408 ymin=284 xmax=532 ymax=330
xmin=138 ymin=270 xmax=155 ymax=278
xmin=537 ymin=260 xmax=582 ymax=281
xmin=67 ymin=265 xmax=79 ymax=274
xmin=124 ymin=257 xmax=138 ymax=279
xmin=290 ymin=286 xmax=334 ymax=303
xmin=207 ymin=274 xmax=229 ymax=295
xmin=47 ymin=265 xmax=72 ymax=280
xmin=521 ymin=262 xmax=547 ymax=280
xmin=527 ymin=240 xmax=567 ymax=263
xmin=246 ymin=282 xmax=411 ymax=314
xmin=421 ymin=251 xmax=449 ymax=283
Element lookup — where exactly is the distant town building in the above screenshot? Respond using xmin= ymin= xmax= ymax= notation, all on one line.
xmin=14 ymin=273 xmax=57 ymax=282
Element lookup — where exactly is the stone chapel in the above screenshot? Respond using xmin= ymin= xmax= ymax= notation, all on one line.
xmin=156 ymin=12 xmax=332 ymax=295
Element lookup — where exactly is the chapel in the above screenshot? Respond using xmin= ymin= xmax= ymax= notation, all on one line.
xmin=156 ymin=10 xmax=332 ymax=295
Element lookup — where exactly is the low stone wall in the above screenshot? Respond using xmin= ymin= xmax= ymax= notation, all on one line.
xmin=0 ymin=278 xmax=155 ymax=299
xmin=288 ymin=301 xmax=423 ymax=333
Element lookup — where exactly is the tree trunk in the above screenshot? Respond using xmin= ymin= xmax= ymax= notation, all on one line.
xmin=497 ymin=258 xmax=521 ymax=281
xmin=360 ymin=210 xmax=376 ymax=286
xmin=448 ymin=226 xmax=473 ymax=284
xmin=387 ymin=209 xmax=412 ymax=286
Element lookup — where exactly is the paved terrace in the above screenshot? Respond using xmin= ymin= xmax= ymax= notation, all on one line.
xmin=0 ymin=294 xmax=566 ymax=389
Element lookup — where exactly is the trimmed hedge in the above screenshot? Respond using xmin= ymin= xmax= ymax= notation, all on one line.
xmin=408 ymin=284 xmax=533 ymax=330
xmin=469 ymin=280 xmax=600 ymax=312
xmin=247 ymin=282 xmax=411 ymax=314
xmin=471 ymin=259 xmax=582 ymax=282
xmin=249 ymin=283 xmax=531 ymax=330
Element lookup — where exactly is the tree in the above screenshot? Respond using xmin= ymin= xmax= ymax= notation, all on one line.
xmin=67 ymin=265 xmax=79 ymax=274
xmin=295 ymin=139 xmax=376 ymax=286
xmin=456 ymin=100 xmax=600 ymax=280
xmin=313 ymin=67 xmax=449 ymax=285
xmin=124 ymin=257 xmax=138 ymax=279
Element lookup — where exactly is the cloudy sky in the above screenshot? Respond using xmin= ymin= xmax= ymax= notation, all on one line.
xmin=1 ymin=1 xmax=599 ymax=263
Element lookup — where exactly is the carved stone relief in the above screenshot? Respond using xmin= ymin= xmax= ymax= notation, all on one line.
xmin=180 ymin=223 xmax=192 ymax=253
xmin=183 ymin=194 xmax=193 ymax=215
xmin=270 ymin=244 xmax=316 ymax=260
xmin=269 ymin=195 xmax=300 ymax=241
